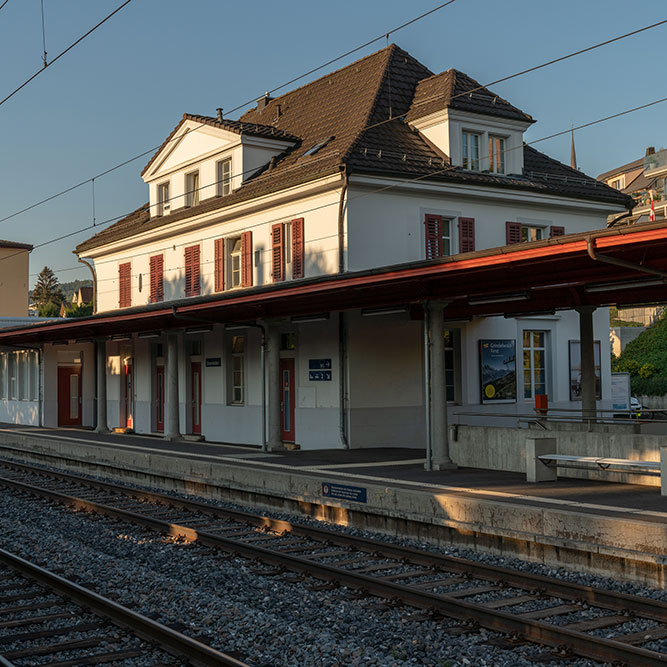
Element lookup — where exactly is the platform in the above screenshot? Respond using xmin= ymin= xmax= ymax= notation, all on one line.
xmin=0 ymin=424 xmax=665 ymax=587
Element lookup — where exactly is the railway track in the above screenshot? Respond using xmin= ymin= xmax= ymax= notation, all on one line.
xmin=0 ymin=458 xmax=665 ymax=666
xmin=0 ymin=544 xmax=247 ymax=666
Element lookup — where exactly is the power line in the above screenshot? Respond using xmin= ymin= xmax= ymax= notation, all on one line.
xmin=0 ymin=1 xmax=10 ymax=12
xmin=1 ymin=12 xmax=662 ymax=230
xmin=0 ymin=1 xmax=460 ymax=226
xmin=0 ymin=0 xmax=133 ymax=108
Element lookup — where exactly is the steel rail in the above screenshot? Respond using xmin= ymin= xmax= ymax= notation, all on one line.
xmin=4 ymin=460 xmax=666 ymax=622
xmin=0 ymin=466 xmax=665 ymax=665
xmin=0 ymin=546 xmax=247 ymax=667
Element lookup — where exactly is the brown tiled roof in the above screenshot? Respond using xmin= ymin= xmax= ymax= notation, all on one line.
xmin=140 ymin=113 xmax=299 ymax=177
xmin=405 ymin=69 xmax=534 ymax=124
xmin=0 ymin=239 xmax=32 ymax=250
xmin=77 ymin=45 xmax=631 ymax=254
xmin=597 ymin=156 xmax=644 ymax=182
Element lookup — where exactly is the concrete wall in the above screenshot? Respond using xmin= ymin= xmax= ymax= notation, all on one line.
xmin=610 ymin=326 xmax=645 ymax=357
xmin=451 ymin=424 xmax=662 ymax=486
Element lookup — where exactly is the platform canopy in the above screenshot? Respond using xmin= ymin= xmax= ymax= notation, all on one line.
xmin=3 ymin=222 xmax=667 ymax=346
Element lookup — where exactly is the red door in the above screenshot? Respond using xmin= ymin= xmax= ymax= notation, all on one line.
xmin=124 ymin=363 xmax=133 ymax=429
xmin=280 ymin=358 xmax=295 ymax=443
xmin=57 ymin=366 xmax=82 ymax=426
xmin=191 ymin=362 xmax=201 ymax=435
xmin=155 ymin=366 xmax=165 ymax=433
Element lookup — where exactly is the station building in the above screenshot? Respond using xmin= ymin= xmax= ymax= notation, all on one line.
xmin=0 ymin=45 xmax=644 ymax=460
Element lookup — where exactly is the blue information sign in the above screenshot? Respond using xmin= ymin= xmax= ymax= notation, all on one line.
xmin=205 ymin=357 xmax=221 ymax=367
xmin=309 ymin=370 xmax=332 ymax=381
xmin=322 ymin=482 xmax=367 ymax=503
xmin=308 ymin=358 xmax=332 ymax=369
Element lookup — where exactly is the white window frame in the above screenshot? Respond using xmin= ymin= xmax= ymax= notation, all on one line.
xmin=521 ymin=225 xmax=543 ymax=242
xmin=522 ymin=330 xmax=548 ymax=400
xmin=185 ymin=171 xmax=199 ymax=208
xmin=228 ymin=237 xmax=242 ymax=289
xmin=157 ymin=182 xmax=170 ymax=216
xmin=217 ymin=158 xmax=232 ymax=197
xmin=488 ymin=135 xmax=506 ymax=174
xmin=228 ymin=335 xmax=245 ymax=405
xmin=462 ymin=131 xmax=480 ymax=171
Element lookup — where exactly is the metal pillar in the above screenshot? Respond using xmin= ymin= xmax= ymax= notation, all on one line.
xmin=95 ymin=341 xmax=108 ymax=433
xmin=266 ymin=323 xmax=285 ymax=452
xmin=165 ymin=332 xmax=181 ymax=441
xmin=576 ymin=306 xmax=597 ymax=419
xmin=426 ymin=301 xmax=456 ymax=471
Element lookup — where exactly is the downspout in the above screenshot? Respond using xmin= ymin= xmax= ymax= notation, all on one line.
xmin=78 ymin=256 xmax=98 ymax=314
xmin=587 ymin=236 xmax=667 ymax=280
xmin=337 ymin=170 xmax=350 ymax=448
xmin=171 ymin=307 xmax=267 ymax=451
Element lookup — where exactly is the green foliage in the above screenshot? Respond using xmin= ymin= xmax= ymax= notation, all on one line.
xmin=32 ymin=267 xmax=64 ymax=305
xmin=613 ymin=311 xmax=667 ymax=395
xmin=63 ymin=303 xmax=93 ymax=318
xmin=609 ymin=306 xmax=644 ymax=327
xmin=37 ymin=301 xmax=61 ymax=317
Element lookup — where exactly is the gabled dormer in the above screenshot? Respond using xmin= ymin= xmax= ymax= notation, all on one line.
xmin=405 ymin=69 xmax=534 ymax=176
xmin=141 ymin=112 xmax=299 ymax=218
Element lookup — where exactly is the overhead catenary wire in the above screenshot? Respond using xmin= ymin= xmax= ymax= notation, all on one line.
xmin=0 ymin=0 xmax=459 ymax=228
xmin=27 ymin=90 xmax=667 ymax=288
xmin=0 ymin=1 xmax=10 ymax=13
xmin=0 ymin=0 xmax=133 ymax=108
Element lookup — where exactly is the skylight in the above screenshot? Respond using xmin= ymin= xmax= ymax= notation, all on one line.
xmin=303 ymin=136 xmax=334 ymax=156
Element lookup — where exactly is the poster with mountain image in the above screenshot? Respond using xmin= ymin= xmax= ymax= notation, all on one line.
xmin=480 ymin=339 xmax=516 ymax=403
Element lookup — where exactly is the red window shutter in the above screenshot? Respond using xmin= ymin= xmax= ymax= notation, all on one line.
xmin=150 ymin=255 xmax=164 ymax=303
xmin=549 ymin=225 xmax=565 ymax=238
xmin=214 ymin=238 xmax=225 ymax=292
xmin=292 ymin=218 xmax=305 ymax=279
xmin=118 ymin=262 xmax=131 ymax=308
xmin=271 ymin=223 xmax=284 ymax=282
xmin=241 ymin=231 xmax=253 ymax=287
xmin=458 ymin=217 xmax=475 ymax=253
xmin=506 ymin=221 xmax=522 ymax=245
xmin=424 ymin=214 xmax=442 ymax=259
xmin=184 ymin=245 xmax=200 ymax=297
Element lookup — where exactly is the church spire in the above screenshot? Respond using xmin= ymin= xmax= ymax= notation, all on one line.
xmin=570 ymin=123 xmax=577 ymax=170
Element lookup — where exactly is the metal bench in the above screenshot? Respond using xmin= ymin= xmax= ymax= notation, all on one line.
xmin=537 ymin=454 xmax=660 ymax=475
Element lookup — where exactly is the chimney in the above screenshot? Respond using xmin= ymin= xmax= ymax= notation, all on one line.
xmin=646 ymin=146 xmax=655 ymax=156
xmin=216 ymin=108 xmax=223 ymax=121
xmin=257 ymin=92 xmax=273 ymax=109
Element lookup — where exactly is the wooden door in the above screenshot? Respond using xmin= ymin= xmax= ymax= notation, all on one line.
xmin=57 ymin=366 xmax=82 ymax=426
xmin=124 ymin=363 xmax=133 ymax=429
xmin=280 ymin=358 xmax=295 ymax=443
xmin=155 ymin=366 xmax=165 ymax=433
xmin=191 ymin=362 xmax=201 ymax=435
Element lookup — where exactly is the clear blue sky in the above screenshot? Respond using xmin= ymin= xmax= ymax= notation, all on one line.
xmin=0 ymin=0 xmax=664 ymax=287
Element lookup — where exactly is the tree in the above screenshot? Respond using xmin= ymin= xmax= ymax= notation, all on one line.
xmin=37 ymin=301 xmax=61 ymax=318
xmin=32 ymin=266 xmax=64 ymax=306
xmin=64 ymin=303 xmax=93 ymax=318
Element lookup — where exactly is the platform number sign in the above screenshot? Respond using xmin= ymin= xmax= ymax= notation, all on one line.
xmin=309 ymin=358 xmax=332 ymax=381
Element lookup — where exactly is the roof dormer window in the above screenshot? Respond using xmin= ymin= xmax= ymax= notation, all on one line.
xmin=185 ymin=171 xmax=200 ymax=208
xmin=489 ymin=135 xmax=506 ymax=174
xmin=462 ymin=131 xmax=480 ymax=171
xmin=157 ymin=182 xmax=170 ymax=216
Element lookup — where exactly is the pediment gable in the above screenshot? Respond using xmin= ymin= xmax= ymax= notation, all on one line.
xmin=142 ymin=120 xmax=240 ymax=182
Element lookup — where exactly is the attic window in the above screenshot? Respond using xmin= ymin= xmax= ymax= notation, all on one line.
xmin=304 ymin=136 xmax=334 ymax=156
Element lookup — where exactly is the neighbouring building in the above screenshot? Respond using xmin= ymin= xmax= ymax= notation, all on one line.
xmin=0 ymin=45 xmax=636 ymax=456
xmin=0 ymin=240 xmax=32 ymax=317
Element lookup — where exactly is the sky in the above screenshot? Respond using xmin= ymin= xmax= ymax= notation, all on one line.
xmin=0 ymin=0 xmax=665 ymax=287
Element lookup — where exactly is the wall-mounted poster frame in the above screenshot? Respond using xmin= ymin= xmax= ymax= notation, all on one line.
xmin=479 ymin=339 xmax=516 ymax=404
xmin=568 ymin=340 xmax=601 ymax=401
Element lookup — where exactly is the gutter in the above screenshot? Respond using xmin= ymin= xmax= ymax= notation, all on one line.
xmin=587 ymin=236 xmax=667 ymax=281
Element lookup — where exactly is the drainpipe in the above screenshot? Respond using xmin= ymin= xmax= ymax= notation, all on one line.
xmin=587 ymin=237 xmax=667 ymax=280
xmin=171 ymin=307 xmax=267 ymax=451
xmin=337 ymin=169 xmax=349 ymax=273
xmin=78 ymin=256 xmax=98 ymax=314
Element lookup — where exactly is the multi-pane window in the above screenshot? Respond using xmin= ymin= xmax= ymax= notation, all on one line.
xmin=507 ymin=222 xmax=565 ymax=244
xmin=521 ymin=225 xmax=542 ymax=242
xmin=444 ymin=329 xmax=457 ymax=402
xmin=157 ymin=182 xmax=170 ymax=216
xmin=523 ymin=331 xmax=547 ymax=399
xmin=18 ymin=352 xmax=28 ymax=400
xmin=271 ymin=219 xmax=305 ymax=282
xmin=8 ymin=353 xmax=17 ymax=400
xmin=229 ymin=335 xmax=245 ymax=404
xmin=229 ymin=238 xmax=242 ymax=288
xmin=185 ymin=171 xmax=199 ymax=208
xmin=424 ymin=215 xmax=451 ymax=259
xmin=0 ymin=353 xmax=5 ymax=399
xmin=217 ymin=158 xmax=232 ymax=197
xmin=462 ymin=131 xmax=480 ymax=171
xmin=489 ymin=135 xmax=506 ymax=174
xmin=30 ymin=351 xmax=39 ymax=401
xmin=0 ymin=352 xmax=38 ymax=401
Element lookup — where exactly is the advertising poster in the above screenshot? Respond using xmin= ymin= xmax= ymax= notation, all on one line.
xmin=479 ymin=339 xmax=516 ymax=403
xmin=569 ymin=340 xmax=601 ymax=401
xmin=611 ymin=372 xmax=631 ymax=411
